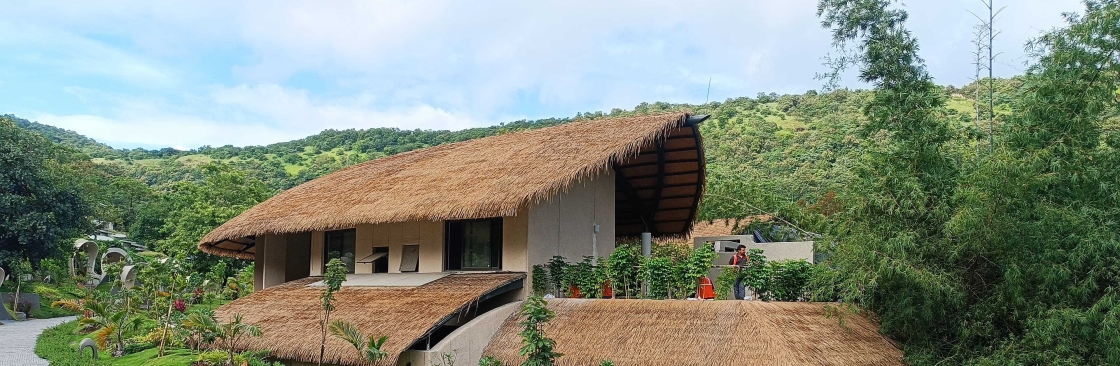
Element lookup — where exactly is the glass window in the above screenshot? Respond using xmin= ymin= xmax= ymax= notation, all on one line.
xmin=445 ymin=218 xmax=502 ymax=270
xmin=324 ymin=229 xmax=356 ymax=274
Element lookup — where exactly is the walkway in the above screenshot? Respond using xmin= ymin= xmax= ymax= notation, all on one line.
xmin=0 ymin=316 xmax=76 ymax=366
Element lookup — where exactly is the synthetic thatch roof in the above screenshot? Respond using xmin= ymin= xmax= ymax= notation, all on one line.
xmin=215 ymin=272 xmax=523 ymax=366
xmin=483 ymin=299 xmax=903 ymax=366
xmin=200 ymin=112 xmax=706 ymax=259
xmin=653 ymin=216 xmax=772 ymax=247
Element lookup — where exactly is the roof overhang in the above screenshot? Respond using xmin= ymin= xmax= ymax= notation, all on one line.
xmin=613 ymin=114 xmax=708 ymax=236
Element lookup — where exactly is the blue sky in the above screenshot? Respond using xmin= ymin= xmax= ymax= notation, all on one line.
xmin=0 ymin=0 xmax=1082 ymax=150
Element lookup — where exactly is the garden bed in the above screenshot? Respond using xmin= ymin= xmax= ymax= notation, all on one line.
xmin=35 ymin=319 xmax=197 ymax=366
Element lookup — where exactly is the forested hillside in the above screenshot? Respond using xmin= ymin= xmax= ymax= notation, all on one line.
xmin=5 ymin=76 xmax=1023 ymax=256
xmin=7 ymin=0 xmax=1120 ymax=361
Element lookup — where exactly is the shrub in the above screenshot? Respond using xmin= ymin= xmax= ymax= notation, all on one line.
xmin=530 ymin=265 xmax=548 ymax=296
xmin=640 ymin=257 xmax=673 ymax=299
xmin=29 ymin=283 xmax=64 ymax=301
xmin=479 ymin=355 xmax=502 ymax=366
xmin=715 ymin=266 xmax=739 ymax=300
xmin=519 ymin=296 xmax=561 ymax=366
xmin=197 ymin=350 xmax=246 ymax=366
xmin=766 ymin=260 xmax=813 ymax=301
xmin=606 ymin=245 xmax=640 ymax=298
xmin=545 ymin=256 xmax=568 ymax=296
xmin=123 ymin=341 xmax=155 ymax=354
xmin=30 ymin=303 xmax=79 ymax=319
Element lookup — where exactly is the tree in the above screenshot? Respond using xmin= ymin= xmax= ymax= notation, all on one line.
xmin=319 ymin=258 xmax=347 ymax=366
xmin=0 ymin=116 xmax=93 ymax=265
xmin=518 ymin=296 xmax=561 ymax=366
xmin=967 ymin=0 xmax=1006 ymax=153
xmin=156 ymin=260 xmax=188 ymax=357
xmin=152 ymin=163 xmax=271 ymax=275
xmin=812 ymin=0 xmax=962 ymax=358
xmin=942 ymin=1 xmax=1120 ymax=363
xmin=328 ymin=319 xmax=389 ymax=366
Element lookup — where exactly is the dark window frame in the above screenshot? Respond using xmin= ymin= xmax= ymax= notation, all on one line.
xmin=444 ymin=218 xmax=503 ymax=271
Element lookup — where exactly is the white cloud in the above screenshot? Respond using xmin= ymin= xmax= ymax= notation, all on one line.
xmin=1 ymin=0 xmax=1087 ymax=149
xmin=32 ymin=84 xmax=480 ymax=148
xmin=0 ymin=23 xmax=176 ymax=88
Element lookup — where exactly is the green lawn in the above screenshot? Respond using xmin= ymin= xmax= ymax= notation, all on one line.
xmin=35 ymin=320 xmax=197 ymax=366
xmin=186 ymin=299 xmax=231 ymax=313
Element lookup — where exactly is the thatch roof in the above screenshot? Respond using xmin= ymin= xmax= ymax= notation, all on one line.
xmin=200 ymin=112 xmax=707 ymax=259
xmin=483 ymin=299 xmax=903 ymax=366
xmin=214 ymin=272 xmax=523 ymax=366
xmin=653 ymin=216 xmax=772 ymax=246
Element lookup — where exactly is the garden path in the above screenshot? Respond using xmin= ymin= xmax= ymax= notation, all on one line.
xmin=0 ymin=316 xmax=76 ymax=366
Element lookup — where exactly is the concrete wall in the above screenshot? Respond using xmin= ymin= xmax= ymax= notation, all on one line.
xmin=257 ymin=234 xmax=289 ymax=289
xmin=309 ymin=231 xmax=324 ymax=276
xmin=397 ymin=301 xmax=522 ymax=366
xmin=527 ymin=172 xmax=615 ymax=286
xmin=503 ymin=208 xmax=529 ymax=273
xmin=263 ymin=172 xmax=615 ymax=290
xmin=355 ymin=221 xmax=444 ymax=274
xmin=0 ymin=293 xmax=40 ymax=314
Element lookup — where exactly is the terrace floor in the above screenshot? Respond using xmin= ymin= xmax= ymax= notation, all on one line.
xmin=307 ymin=272 xmax=451 ymax=287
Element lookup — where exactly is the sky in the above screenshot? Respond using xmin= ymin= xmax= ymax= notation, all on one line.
xmin=0 ymin=0 xmax=1083 ymax=150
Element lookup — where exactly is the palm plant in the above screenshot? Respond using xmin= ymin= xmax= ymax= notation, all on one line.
xmin=78 ymin=300 xmax=147 ymax=357
xmin=328 ymin=319 xmax=389 ymax=366
xmin=215 ymin=313 xmax=262 ymax=366
xmin=181 ymin=310 xmax=220 ymax=353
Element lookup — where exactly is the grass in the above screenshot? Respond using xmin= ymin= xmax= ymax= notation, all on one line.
xmin=176 ymin=154 xmax=215 ymax=166
xmin=946 ymin=95 xmax=976 ymax=116
xmin=186 ymin=299 xmax=231 ymax=313
xmin=283 ymin=163 xmax=304 ymax=175
xmin=36 ymin=320 xmax=197 ymax=366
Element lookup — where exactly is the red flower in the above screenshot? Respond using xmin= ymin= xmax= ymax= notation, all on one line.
xmin=174 ymin=299 xmax=186 ymax=313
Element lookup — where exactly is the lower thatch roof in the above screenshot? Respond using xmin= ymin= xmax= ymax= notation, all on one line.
xmin=215 ymin=272 xmax=524 ymax=366
xmin=483 ymin=299 xmax=902 ymax=366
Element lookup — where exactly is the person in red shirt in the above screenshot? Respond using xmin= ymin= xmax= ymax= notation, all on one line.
xmin=729 ymin=245 xmax=749 ymax=300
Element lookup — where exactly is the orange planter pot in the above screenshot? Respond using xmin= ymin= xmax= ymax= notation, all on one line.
xmin=697 ymin=277 xmax=716 ymax=300
xmin=602 ymin=281 xmax=614 ymax=298
xmin=568 ymin=285 xmax=582 ymax=298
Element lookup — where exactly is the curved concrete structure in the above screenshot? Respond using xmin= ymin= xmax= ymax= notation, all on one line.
xmin=71 ymin=239 xmax=98 ymax=277
xmin=397 ymin=301 xmax=522 ymax=366
xmin=120 ymin=265 xmax=139 ymax=289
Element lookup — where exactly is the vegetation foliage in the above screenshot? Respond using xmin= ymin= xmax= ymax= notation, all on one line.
xmin=10 ymin=1 xmax=1120 ymax=364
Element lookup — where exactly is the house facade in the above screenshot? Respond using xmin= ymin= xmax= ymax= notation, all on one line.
xmin=247 ymin=172 xmax=616 ymax=293
xmin=200 ymin=112 xmax=708 ymax=295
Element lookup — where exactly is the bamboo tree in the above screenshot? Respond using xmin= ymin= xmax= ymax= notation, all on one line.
xmin=813 ymin=0 xmax=962 ymax=355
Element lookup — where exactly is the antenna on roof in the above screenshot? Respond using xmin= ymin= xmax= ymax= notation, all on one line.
xmin=705 ymin=78 xmax=712 ymax=104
